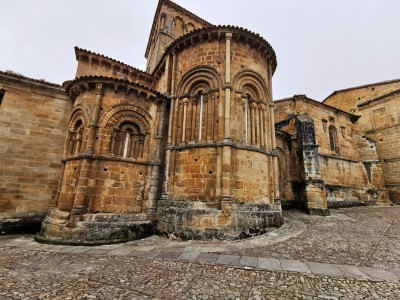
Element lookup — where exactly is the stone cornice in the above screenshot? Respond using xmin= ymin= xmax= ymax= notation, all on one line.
xmin=274 ymin=95 xmax=360 ymax=122
xmin=323 ymin=78 xmax=400 ymax=102
xmin=74 ymin=47 xmax=155 ymax=85
xmin=64 ymin=75 xmax=168 ymax=102
xmin=63 ymin=154 xmax=161 ymax=166
xmin=152 ymin=25 xmax=278 ymax=77
xmin=166 ymin=141 xmax=276 ymax=156
xmin=357 ymin=88 xmax=400 ymax=108
xmin=0 ymin=70 xmax=63 ymax=90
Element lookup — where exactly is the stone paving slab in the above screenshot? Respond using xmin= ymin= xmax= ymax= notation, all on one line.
xmin=127 ymin=250 xmax=159 ymax=258
xmin=179 ymin=251 xmax=201 ymax=261
xmin=258 ymin=257 xmax=281 ymax=271
xmin=155 ymin=251 xmax=183 ymax=260
xmin=280 ymin=259 xmax=311 ymax=273
xmin=359 ymin=266 xmax=399 ymax=281
xmin=215 ymin=254 xmax=241 ymax=266
xmin=337 ymin=264 xmax=370 ymax=279
xmin=240 ymin=255 xmax=259 ymax=268
xmin=107 ymin=246 xmax=135 ymax=256
xmin=306 ymin=261 xmax=344 ymax=277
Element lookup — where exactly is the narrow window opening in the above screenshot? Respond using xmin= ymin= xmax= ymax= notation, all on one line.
xmin=0 ymin=90 xmax=4 ymax=107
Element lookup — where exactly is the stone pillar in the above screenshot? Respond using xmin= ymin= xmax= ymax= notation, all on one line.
xmin=221 ymin=32 xmax=233 ymax=202
xmin=223 ymin=32 xmax=232 ymax=141
xmin=109 ymin=131 xmax=117 ymax=155
xmin=264 ymin=105 xmax=271 ymax=151
xmin=181 ymin=98 xmax=189 ymax=143
xmin=84 ymin=83 xmax=104 ymax=155
xmin=250 ymin=101 xmax=256 ymax=146
xmin=170 ymin=51 xmax=176 ymax=95
xmin=161 ymin=97 xmax=174 ymax=199
xmin=260 ymin=104 xmax=265 ymax=148
xmin=190 ymin=97 xmax=197 ymax=142
xmin=148 ymin=100 xmax=167 ymax=217
xmin=269 ymin=103 xmax=280 ymax=200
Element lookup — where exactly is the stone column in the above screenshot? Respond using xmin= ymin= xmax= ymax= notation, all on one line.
xmin=264 ymin=105 xmax=271 ymax=151
xmin=221 ymin=32 xmax=233 ymax=202
xmin=109 ymin=131 xmax=117 ymax=155
xmin=161 ymin=97 xmax=174 ymax=199
xmin=270 ymin=103 xmax=280 ymax=200
xmin=250 ymin=101 xmax=256 ymax=146
xmin=181 ymin=98 xmax=189 ymax=143
xmin=204 ymin=95 xmax=209 ymax=142
xmin=260 ymin=104 xmax=265 ymax=148
xmin=148 ymin=100 xmax=167 ymax=217
xmin=170 ymin=51 xmax=176 ymax=94
xmin=190 ymin=97 xmax=197 ymax=142
xmin=223 ymin=32 xmax=232 ymax=141
xmin=84 ymin=83 xmax=104 ymax=155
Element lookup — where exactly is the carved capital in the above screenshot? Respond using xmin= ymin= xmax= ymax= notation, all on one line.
xmin=225 ymin=32 xmax=233 ymax=41
xmin=95 ymin=83 xmax=104 ymax=95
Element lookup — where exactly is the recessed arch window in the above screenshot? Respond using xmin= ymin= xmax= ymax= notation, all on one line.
xmin=110 ymin=122 xmax=145 ymax=159
xmin=328 ymin=125 xmax=339 ymax=153
xmin=173 ymin=17 xmax=184 ymax=37
xmin=68 ymin=119 xmax=84 ymax=155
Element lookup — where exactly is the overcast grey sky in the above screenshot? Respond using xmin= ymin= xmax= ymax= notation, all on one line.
xmin=1 ymin=0 xmax=399 ymax=100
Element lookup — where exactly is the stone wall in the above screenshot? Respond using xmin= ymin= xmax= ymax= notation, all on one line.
xmin=145 ymin=0 xmax=211 ymax=74
xmin=75 ymin=48 xmax=156 ymax=89
xmin=0 ymin=72 xmax=71 ymax=232
xmin=274 ymin=96 xmax=389 ymax=211
xmin=169 ymin=147 xmax=218 ymax=202
xmin=357 ymin=92 xmax=400 ymax=203
xmin=323 ymin=79 xmax=400 ymax=113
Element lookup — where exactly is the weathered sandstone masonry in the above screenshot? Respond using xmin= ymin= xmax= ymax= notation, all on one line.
xmin=275 ymin=95 xmax=389 ymax=214
xmin=38 ymin=68 xmax=169 ymax=244
xmin=154 ymin=25 xmax=283 ymax=239
xmin=0 ymin=71 xmax=71 ymax=233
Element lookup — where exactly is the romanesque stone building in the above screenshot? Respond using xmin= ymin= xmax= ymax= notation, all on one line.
xmin=0 ymin=0 xmax=397 ymax=243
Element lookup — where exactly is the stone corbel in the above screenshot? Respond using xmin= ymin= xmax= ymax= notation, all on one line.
xmin=95 ymin=83 xmax=104 ymax=95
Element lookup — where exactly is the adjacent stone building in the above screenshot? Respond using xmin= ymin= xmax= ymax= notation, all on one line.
xmin=0 ymin=0 xmax=397 ymax=243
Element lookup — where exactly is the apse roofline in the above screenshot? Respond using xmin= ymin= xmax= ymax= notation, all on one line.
xmin=151 ymin=25 xmax=278 ymax=77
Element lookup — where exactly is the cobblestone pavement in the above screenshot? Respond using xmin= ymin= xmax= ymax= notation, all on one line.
xmin=0 ymin=206 xmax=399 ymax=299
xmin=226 ymin=206 xmax=400 ymax=270
xmin=1 ymin=246 xmax=399 ymax=300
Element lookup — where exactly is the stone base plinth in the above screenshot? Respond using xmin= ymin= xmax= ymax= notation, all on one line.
xmin=157 ymin=200 xmax=283 ymax=240
xmin=0 ymin=213 xmax=45 ymax=234
xmin=36 ymin=209 xmax=154 ymax=245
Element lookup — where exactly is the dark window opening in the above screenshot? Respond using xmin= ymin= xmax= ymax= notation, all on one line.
xmin=0 ymin=90 xmax=4 ymax=107
xmin=329 ymin=130 xmax=335 ymax=152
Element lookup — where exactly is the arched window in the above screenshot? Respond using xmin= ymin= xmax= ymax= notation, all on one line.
xmin=68 ymin=120 xmax=84 ymax=155
xmin=186 ymin=22 xmax=195 ymax=33
xmin=329 ymin=126 xmax=338 ymax=153
xmin=173 ymin=17 xmax=184 ymax=37
xmin=110 ymin=123 xmax=144 ymax=159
